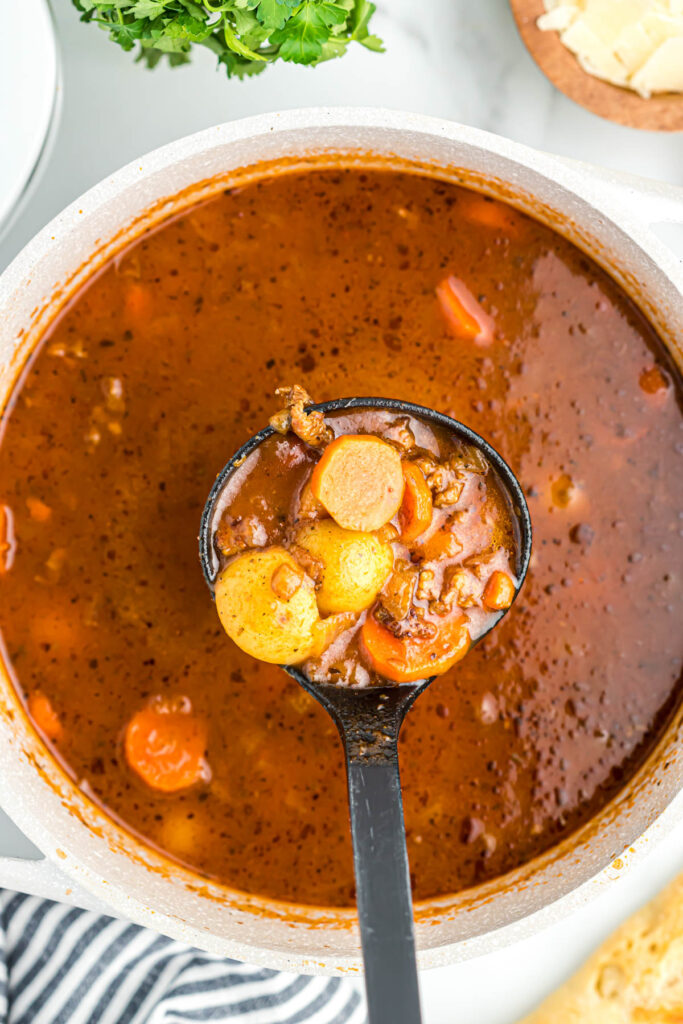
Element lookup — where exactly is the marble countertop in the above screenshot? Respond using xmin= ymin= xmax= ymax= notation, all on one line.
xmin=1 ymin=2 xmax=682 ymax=1021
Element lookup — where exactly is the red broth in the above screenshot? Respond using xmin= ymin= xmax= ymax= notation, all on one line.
xmin=0 ymin=168 xmax=681 ymax=907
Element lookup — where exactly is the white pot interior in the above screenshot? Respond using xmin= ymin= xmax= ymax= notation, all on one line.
xmin=0 ymin=109 xmax=682 ymax=974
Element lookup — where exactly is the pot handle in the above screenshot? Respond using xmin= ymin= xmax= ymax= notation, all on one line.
xmin=558 ymin=156 xmax=683 ymax=226
xmin=0 ymin=852 xmax=114 ymax=914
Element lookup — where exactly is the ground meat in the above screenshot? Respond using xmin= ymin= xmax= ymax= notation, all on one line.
xmin=380 ymin=563 xmax=417 ymax=620
xmin=440 ymin=567 xmax=482 ymax=608
xmin=465 ymin=553 xmax=500 ymax=580
xmin=383 ymin=416 xmax=416 ymax=452
xmin=294 ymin=482 xmax=326 ymax=521
xmin=448 ymin=446 xmax=489 ymax=475
xmin=289 ymin=544 xmax=325 ymax=587
xmin=215 ymin=514 xmax=268 ymax=557
xmin=375 ymin=606 xmax=438 ymax=640
xmin=269 ymin=384 xmax=333 ymax=448
xmin=416 ymin=568 xmax=439 ymax=601
xmin=412 ymin=453 xmax=465 ymax=507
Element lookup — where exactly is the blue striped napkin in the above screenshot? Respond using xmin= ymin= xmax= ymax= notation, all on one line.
xmin=0 ymin=892 xmax=366 ymax=1024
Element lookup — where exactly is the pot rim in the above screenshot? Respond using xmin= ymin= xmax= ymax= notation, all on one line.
xmin=0 ymin=106 xmax=682 ymax=974
xmin=2 ymin=106 xmax=682 ymax=309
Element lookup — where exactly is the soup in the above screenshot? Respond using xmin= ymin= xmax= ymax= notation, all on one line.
xmin=208 ymin=398 xmax=520 ymax=687
xmin=0 ymin=168 xmax=681 ymax=908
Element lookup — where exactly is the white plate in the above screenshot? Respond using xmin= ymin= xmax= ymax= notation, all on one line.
xmin=0 ymin=0 xmax=60 ymax=240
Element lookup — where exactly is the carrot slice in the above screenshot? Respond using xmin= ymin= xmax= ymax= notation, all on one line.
xmin=28 ymin=691 xmax=63 ymax=742
xmin=361 ymin=611 xmax=470 ymax=683
xmin=124 ymin=283 xmax=153 ymax=323
xmin=26 ymin=497 xmax=52 ymax=523
xmin=482 ymin=570 xmax=516 ymax=611
xmin=419 ymin=524 xmax=463 ymax=562
xmin=399 ymin=462 xmax=433 ymax=545
xmin=436 ymin=276 xmax=495 ymax=346
xmin=461 ymin=194 xmax=522 ymax=233
xmin=124 ymin=700 xmax=208 ymax=793
xmin=270 ymin=561 xmax=304 ymax=601
xmin=310 ymin=434 xmax=404 ymax=532
xmin=639 ymin=365 xmax=670 ymax=404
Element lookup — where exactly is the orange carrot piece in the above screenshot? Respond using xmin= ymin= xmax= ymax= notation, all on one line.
xmin=436 ymin=276 xmax=495 ymax=346
xmin=310 ymin=434 xmax=404 ymax=532
xmin=270 ymin=561 xmax=304 ymax=601
xmin=26 ymin=497 xmax=52 ymax=523
xmin=482 ymin=570 xmax=516 ymax=611
xmin=639 ymin=366 xmax=670 ymax=397
xmin=28 ymin=691 xmax=63 ymax=742
xmin=420 ymin=525 xmax=463 ymax=562
xmin=361 ymin=611 xmax=470 ymax=683
xmin=462 ymin=194 xmax=522 ymax=233
xmin=124 ymin=283 xmax=153 ymax=323
xmin=124 ymin=700 xmax=208 ymax=793
xmin=399 ymin=462 xmax=433 ymax=545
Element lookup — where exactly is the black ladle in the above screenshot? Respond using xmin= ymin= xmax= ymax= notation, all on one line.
xmin=200 ymin=398 xmax=532 ymax=1024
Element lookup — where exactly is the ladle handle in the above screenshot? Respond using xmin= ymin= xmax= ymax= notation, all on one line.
xmin=345 ymin=746 xmax=422 ymax=1024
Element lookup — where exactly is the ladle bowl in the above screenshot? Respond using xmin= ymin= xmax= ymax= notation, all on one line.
xmin=199 ymin=397 xmax=532 ymax=1024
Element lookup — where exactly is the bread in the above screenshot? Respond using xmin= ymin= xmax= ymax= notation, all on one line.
xmin=520 ymin=873 xmax=683 ymax=1023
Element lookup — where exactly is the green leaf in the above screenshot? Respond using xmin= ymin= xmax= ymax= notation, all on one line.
xmin=177 ymin=0 xmax=210 ymax=16
xmin=167 ymin=48 xmax=193 ymax=64
xmin=156 ymin=13 xmax=213 ymax=45
xmin=254 ymin=0 xmax=289 ymax=31
xmin=349 ymin=0 xmax=372 ymax=37
xmin=319 ymin=36 xmax=348 ymax=61
xmin=136 ymin=45 xmax=165 ymax=66
xmin=178 ymin=13 xmax=213 ymax=39
xmin=222 ymin=20 xmax=267 ymax=60
xmin=217 ymin=46 xmax=269 ymax=77
xmin=130 ymin=0 xmax=165 ymax=16
xmin=101 ymin=17 xmax=146 ymax=49
xmin=233 ymin=5 xmax=269 ymax=44
xmin=271 ymin=1 xmax=347 ymax=64
xmin=360 ymin=32 xmax=383 ymax=52
xmin=70 ymin=0 xmax=383 ymax=75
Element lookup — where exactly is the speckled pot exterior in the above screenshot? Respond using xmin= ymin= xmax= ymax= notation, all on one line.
xmin=0 ymin=108 xmax=681 ymax=974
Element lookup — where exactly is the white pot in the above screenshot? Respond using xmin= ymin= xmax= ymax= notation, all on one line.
xmin=0 ymin=108 xmax=682 ymax=975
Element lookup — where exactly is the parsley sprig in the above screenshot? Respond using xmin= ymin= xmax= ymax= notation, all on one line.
xmin=72 ymin=0 xmax=383 ymax=78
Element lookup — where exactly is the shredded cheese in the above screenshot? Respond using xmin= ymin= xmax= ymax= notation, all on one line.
xmin=538 ymin=0 xmax=683 ymax=97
